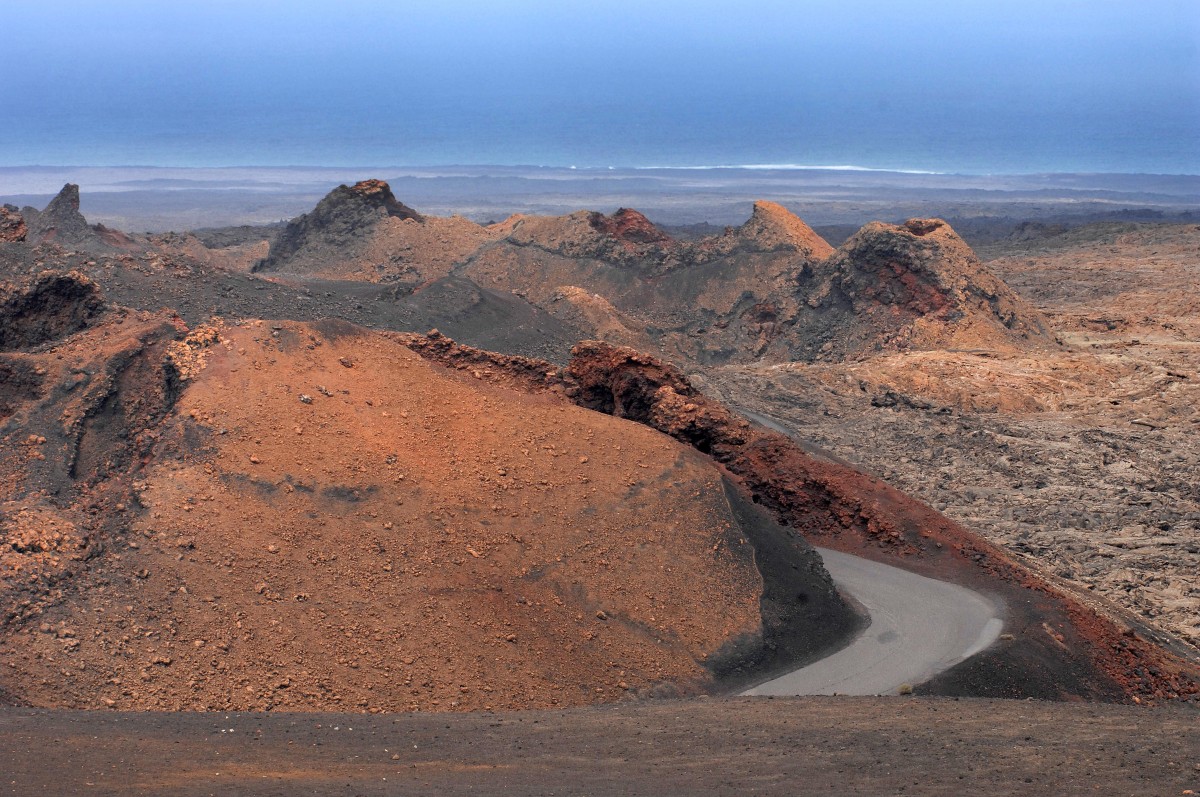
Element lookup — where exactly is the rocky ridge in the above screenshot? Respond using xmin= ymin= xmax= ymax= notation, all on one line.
xmin=464 ymin=200 xmax=843 ymax=364
xmin=463 ymin=199 xmax=1051 ymax=365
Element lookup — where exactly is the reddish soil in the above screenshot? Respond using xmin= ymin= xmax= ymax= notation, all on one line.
xmin=0 ymin=284 xmax=857 ymax=712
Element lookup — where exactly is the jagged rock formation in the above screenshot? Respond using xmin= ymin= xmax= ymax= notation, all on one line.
xmin=467 ymin=209 xmax=1055 ymax=364
xmin=463 ymin=201 xmax=836 ymax=363
xmin=25 ymin=184 xmax=93 ymax=246
xmin=0 ymin=206 xmax=26 ymax=243
xmin=248 ymin=184 xmax=1052 ymax=365
xmin=22 ymin=184 xmax=135 ymax=252
xmin=254 ymin=179 xmax=502 ymax=285
xmin=791 ymin=218 xmax=1057 ymax=359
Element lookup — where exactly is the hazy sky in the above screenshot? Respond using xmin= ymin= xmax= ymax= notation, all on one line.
xmin=3 ymin=1 xmax=1198 ymax=171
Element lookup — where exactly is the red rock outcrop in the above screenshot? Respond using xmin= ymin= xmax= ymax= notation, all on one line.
xmin=563 ymin=339 xmax=1200 ymax=702
xmin=792 ymin=218 xmax=1057 ymax=359
xmin=0 ymin=206 xmax=26 ymax=243
xmin=587 ymin=208 xmax=673 ymax=246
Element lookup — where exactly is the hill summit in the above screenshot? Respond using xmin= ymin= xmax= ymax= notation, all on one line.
xmin=792 ymin=218 xmax=1056 ymax=359
xmin=255 ymin=179 xmax=500 ymax=285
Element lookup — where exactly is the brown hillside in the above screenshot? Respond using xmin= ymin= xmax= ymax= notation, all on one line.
xmin=463 ymin=201 xmax=835 ymax=364
xmin=0 ymin=284 xmax=855 ymax=711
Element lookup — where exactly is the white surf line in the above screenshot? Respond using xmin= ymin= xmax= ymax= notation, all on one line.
xmin=745 ymin=548 xmax=1002 ymax=696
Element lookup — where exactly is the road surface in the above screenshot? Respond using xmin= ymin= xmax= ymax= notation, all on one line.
xmin=737 ymin=407 xmax=1003 ymax=696
xmin=745 ymin=547 xmax=1002 ymax=695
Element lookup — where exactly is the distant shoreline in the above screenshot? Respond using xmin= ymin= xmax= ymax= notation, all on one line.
xmin=3 ymin=164 xmax=1199 ymax=233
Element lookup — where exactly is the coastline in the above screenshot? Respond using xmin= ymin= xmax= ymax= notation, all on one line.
xmin=3 ymin=164 xmax=1199 ymax=232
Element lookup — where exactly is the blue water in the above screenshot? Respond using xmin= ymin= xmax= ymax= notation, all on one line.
xmin=6 ymin=96 xmax=1197 ymax=176
xmin=3 ymin=3 xmax=1198 ymax=175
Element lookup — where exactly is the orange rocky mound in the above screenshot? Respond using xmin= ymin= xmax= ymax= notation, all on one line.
xmin=0 ymin=311 xmax=799 ymax=712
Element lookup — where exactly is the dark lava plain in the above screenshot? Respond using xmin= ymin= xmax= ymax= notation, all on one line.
xmin=3 ymin=698 xmax=1198 ymax=796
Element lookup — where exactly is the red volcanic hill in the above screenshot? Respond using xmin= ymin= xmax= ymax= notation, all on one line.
xmin=792 ymin=218 xmax=1057 ymax=360
xmin=0 ymin=274 xmax=854 ymax=711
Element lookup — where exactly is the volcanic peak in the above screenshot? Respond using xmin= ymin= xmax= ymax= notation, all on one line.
xmin=26 ymin=184 xmax=92 ymax=246
xmin=792 ymin=217 xmax=1057 ymax=357
xmin=256 ymin=179 xmax=439 ymax=275
xmin=341 ymin=178 xmax=425 ymax=222
xmin=729 ymin=201 xmax=835 ymax=259
xmin=830 ymin=217 xmax=1022 ymax=309
xmin=587 ymin=208 xmax=673 ymax=245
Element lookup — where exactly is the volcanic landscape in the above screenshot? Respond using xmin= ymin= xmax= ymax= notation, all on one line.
xmin=1 ymin=179 xmax=1198 ymax=793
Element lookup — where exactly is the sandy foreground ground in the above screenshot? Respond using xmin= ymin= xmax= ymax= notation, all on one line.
xmin=2 ymin=697 xmax=1197 ymax=796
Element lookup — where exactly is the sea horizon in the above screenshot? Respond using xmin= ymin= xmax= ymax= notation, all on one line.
xmin=4 ymin=162 xmax=1199 ymax=233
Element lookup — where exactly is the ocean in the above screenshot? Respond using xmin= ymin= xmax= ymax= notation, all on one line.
xmin=5 ymin=3 xmax=1198 ymax=176
xmin=5 ymin=91 xmax=1198 ymax=177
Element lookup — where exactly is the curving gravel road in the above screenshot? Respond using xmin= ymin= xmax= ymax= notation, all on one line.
xmin=737 ymin=407 xmax=1003 ymax=696
xmin=745 ymin=547 xmax=1002 ymax=696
